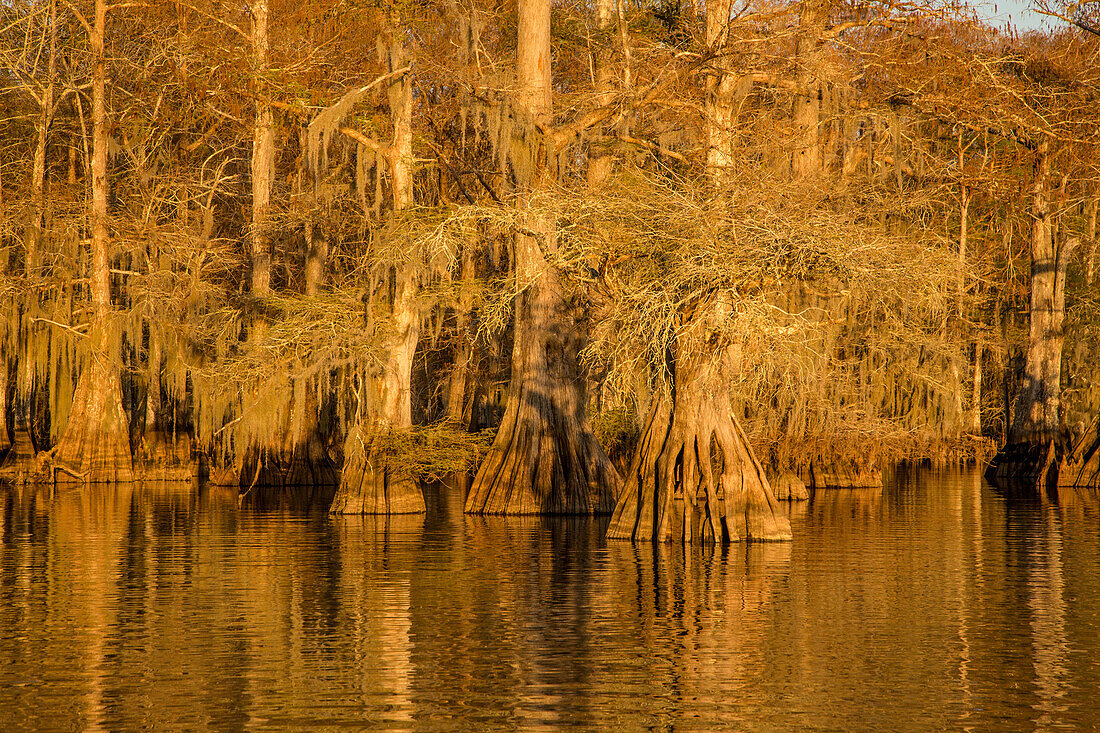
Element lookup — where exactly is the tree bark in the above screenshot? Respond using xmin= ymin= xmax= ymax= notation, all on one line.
xmin=791 ymin=0 xmax=829 ymax=178
xmin=250 ymin=0 xmax=273 ymax=298
xmin=284 ymin=220 xmax=338 ymax=486
xmin=988 ymin=142 xmax=1080 ymax=489
xmin=0 ymin=366 xmax=9 ymax=456
xmin=607 ymin=331 xmax=792 ymax=543
xmin=586 ymin=0 xmax=615 ymax=187
xmin=1086 ymin=196 xmax=1097 ymax=286
xmin=51 ymin=0 xmax=133 ymax=483
xmin=1010 ymin=142 xmax=1074 ymax=443
xmin=705 ymin=0 xmax=737 ymax=186
xmin=445 ymin=237 xmax=476 ymax=425
xmin=464 ymin=0 xmax=620 ymax=515
xmin=25 ymin=0 xmax=57 ymax=275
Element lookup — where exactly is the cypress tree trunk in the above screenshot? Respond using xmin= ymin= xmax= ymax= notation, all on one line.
xmin=51 ymin=0 xmax=133 ymax=483
xmin=607 ymin=329 xmax=792 ymax=543
xmin=705 ymin=0 xmax=736 ymax=186
xmin=25 ymin=0 xmax=56 ymax=275
xmin=284 ymin=222 xmax=337 ymax=487
xmin=331 ymin=28 xmax=424 ymax=513
xmin=791 ymin=0 xmax=829 ymax=178
xmin=445 ymin=239 xmax=476 ymax=425
xmin=988 ymin=141 xmax=1080 ymax=488
xmin=1010 ymin=142 xmax=1073 ymax=443
xmin=330 ymin=267 xmax=423 ymax=513
xmin=586 ymin=0 xmax=615 ymax=187
xmin=0 ymin=367 xmax=10 ymax=457
xmin=464 ymin=0 xmax=619 ymax=515
xmin=250 ymin=0 xmax=273 ymax=300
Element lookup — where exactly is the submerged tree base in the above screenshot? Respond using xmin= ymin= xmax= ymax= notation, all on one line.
xmin=607 ymin=390 xmax=792 ymax=544
xmin=284 ymin=435 xmax=339 ymax=487
xmin=771 ymin=471 xmax=810 ymax=501
xmin=0 ymin=429 xmax=40 ymax=483
xmin=987 ymin=418 xmax=1100 ymax=490
xmin=50 ymin=361 xmax=133 ymax=484
xmin=464 ymin=379 xmax=620 ymax=515
xmin=806 ymin=460 xmax=883 ymax=490
xmin=136 ymin=430 xmax=197 ymax=482
xmin=329 ymin=424 xmax=425 ymax=514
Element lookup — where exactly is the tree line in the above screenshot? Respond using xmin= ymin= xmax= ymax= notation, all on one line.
xmin=0 ymin=0 xmax=1097 ymax=541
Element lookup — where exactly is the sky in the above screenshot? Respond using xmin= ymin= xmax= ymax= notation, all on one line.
xmin=972 ymin=0 xmax=1054 ymax=30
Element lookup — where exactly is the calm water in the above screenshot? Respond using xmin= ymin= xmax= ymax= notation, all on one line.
xmin=1 ymin=470 xmax=1099 ymax=731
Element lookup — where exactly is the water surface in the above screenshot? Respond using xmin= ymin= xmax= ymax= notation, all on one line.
xmin=2 ymin=470 xmax=1099 ymax=731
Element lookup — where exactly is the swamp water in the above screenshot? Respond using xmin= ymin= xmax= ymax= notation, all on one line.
xmin=1 ymin=469 xmax=1099 ymax=731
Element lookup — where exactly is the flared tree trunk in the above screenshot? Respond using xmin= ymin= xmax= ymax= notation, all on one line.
xmin=464 ymin=0 xmax=620 ymax=515
xmin=607 ymin=335 xmax=792 ymax=543
xmin=331 ymin=29 xmax=424 ymax=513
xmin=50 ymin=0 xmax=132 ymax=483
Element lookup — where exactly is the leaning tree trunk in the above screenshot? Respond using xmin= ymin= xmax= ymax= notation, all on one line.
xmin=464 ymin=0 xmax=620 ymax=515
xmin=331 ymin=28 xmax=424 ymax=514
xmin=607 ymin=334 xmax=792 ymax=543
xmin=50 ymin=0 xmax=133 ymax=484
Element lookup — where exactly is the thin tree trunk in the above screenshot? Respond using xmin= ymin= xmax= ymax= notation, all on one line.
xmin=465 ymin=0 xmax=619 ymax=515
xmin=0 ymin=367 xmax=9 ymax=456
xmin=1086 ymin=196 xmax=1097 ymax=286
xmin=51 ymin=0 xmax=133 ymax=483
xmin=586 ymin=0 xmax=615 ymax=187
xmin=958 ymin=185 xmax=969 ymax=317
xmin=970 ymin=342 xmax=982 ymax=435
xmin=284 ymin=192 xmax=338 ymax=486
xmin=251 ymin=0 xmax=273 ymax=298
xmin=25 ymin=0 xmax=57 ymax=275
xmin=446 ymin=238 xmax=476 ymax=424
